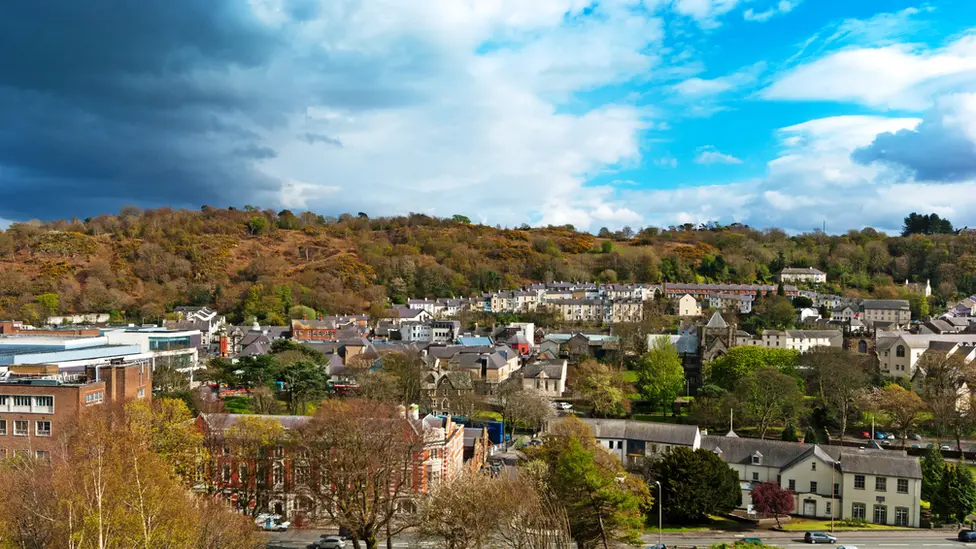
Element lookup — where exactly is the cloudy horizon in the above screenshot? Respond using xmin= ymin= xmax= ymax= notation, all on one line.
xmin=2 ymin=0 xmax=976 ymax=234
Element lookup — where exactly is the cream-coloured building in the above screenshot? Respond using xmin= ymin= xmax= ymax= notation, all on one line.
xmin=610 ymin=299 xmax=643 ymax=324
xmin=877 ymin=333 xmax=976 ymax=378
xmin=779 ymin=267 xmax=827 ymax=284
xmin=521 ymin=359 xmax=568 ymax=397
xmin=580 ymin=419 xmax=701 ymax=468
xmin=677 ymin=294 xmax=701 ymax=318
xmin=701 ymin=436 xmax=922 ymax=527
xmin=861 ymin=300 xmax=911 ymax=327
xmin=545 ymin=299 xmax=607 ymax=324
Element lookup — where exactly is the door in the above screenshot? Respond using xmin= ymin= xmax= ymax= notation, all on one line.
xmin=803 ymin=500 xmax=816 ymax=517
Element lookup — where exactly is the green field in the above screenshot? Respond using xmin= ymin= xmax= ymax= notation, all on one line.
xmin=653 ymin=516 xmax=744 ymax=533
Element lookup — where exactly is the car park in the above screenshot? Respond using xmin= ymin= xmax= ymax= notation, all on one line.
xmin=804 ymin=531 xmax=837 ymax=544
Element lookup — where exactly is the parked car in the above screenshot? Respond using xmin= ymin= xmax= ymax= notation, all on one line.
xmin=885 ymin=433 xmax=896 ymax=440
xmin=860 ymin=431 xmax=871 ymax=439
xmin=874 ymin=432 xmax=888 ymax=440
xmin=255 ymin=514 xmax=290 ymax=532
xmin=909 ymin=433 xmax=922 ymax=441
xmin=646 ymin=545 xmax=666 ymax=549
xmin=958 ymin=529 xmax=976 ymax=542
xmin=941 ymin=445 xmax=952 ymax=451
xmin=315 ymin=536 xmax=346 ymax=549
xmin=804 ymin=531 xmax=837 ymax=544
xmin=911 ymin=444 xmax=921 ymax=449
xmin=553 ymin=402 xmax=573 ymax=410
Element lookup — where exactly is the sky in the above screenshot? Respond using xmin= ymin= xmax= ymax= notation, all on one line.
xmin=2 ymin=0 xmax=976 ymax=233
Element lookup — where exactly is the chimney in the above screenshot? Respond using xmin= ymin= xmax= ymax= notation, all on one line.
xmin=408 ymin=404 xmax=420 ymax=421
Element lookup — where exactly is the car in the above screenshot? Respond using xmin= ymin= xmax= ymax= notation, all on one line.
xmin=804 ymin=531 xmax=837 ymax=544
xmin=959 ymin=529 xmax=976 ymax=542
xmin=315 ymin=536 xmax=347 ymax=549
xmin=911 ymin=443 xmax=921 ymax=449
xmin=885 ymin=433 xmax=896 ymax=440
xmin=646 ymin=545 xmax=666 ymax=549
xmin=860 ymin=431 xmax=871 ymax=439
xmin=553 ymin=401 xmax=573 ymax=410
xmin=910 ymin=433 xmax=922 ymax=441
xmin=255 ymin=514 xmax=290 ymax=532
xmin=941 ymin=445 xmax=952 ymax=451
xmin=875 ymin=432 xmax=888 ymax=440
xmin=836 ymin=546 xmax=858 ymax=549
xmin=880 ymin=440 xmax=891 ymax=447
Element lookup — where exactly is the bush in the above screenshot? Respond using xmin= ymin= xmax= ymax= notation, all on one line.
xmin=840 ymin=517 xmax=867 ymax=528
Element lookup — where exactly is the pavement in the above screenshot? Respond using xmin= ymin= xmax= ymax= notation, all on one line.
xmin=268 ymin=528 xmax=967 ymax=548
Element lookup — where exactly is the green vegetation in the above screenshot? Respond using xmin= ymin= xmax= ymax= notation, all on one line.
xmin=779 ymin=519 xmax=911 ymax=531
xmin=0 ymin=208 xmax=971 ymax=325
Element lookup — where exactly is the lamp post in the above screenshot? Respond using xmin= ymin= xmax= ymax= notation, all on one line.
xmin=655 ymin=480 xmax=663 ymax=546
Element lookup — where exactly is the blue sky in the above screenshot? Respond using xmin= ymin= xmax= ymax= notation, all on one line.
xmin=2 ymin=0 xmax=976 ymax=233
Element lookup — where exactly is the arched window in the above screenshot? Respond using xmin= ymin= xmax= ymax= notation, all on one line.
xmin=858 ymin=340 xmax=868 ymax=354
xmin=896 ymin=345 xmax=905 ymax=358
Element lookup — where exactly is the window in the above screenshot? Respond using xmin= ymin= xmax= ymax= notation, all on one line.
xmin=873 ymin=504 xmax=888 ymax=525
xmin=854 ymin=475 xmax=865 ymax=489
xmin=875 ymin=477 xmax=887 ymax=492
xmin=811 ymin=462 xmax=817 ymax=471
xmin=238 ymin=463 xmax=248 ymax=481
xmin=616 ymin=441 xmax=623 ymax=450
xmin=0 ymin=419 xmax=5 ymax=436
xmin=35 ymin=421 xmax=51 ymax=437
xmin=895 ymin=507 xmax=909 ymax=527
xmin=897 ymin=479 xmax=909 ymax=493
xmin=852 ymin=503 xmax=866 ymax=520
xmin=296 ymin=463 xmax=309 ymax=485
xmin=13 ymin=420 xmax=28 ymax=436
xmin=34 ymin=396 xmax=53 ymax=410
xmin=777 ymin=474 xmax=782 ymax=485
xmin=810 ymin=481 xmax=818 ymax=494
xmin=36 ymin=450 xmax=49 ymax=461
xmin=274 ymin=445 xmax=285 ymax=458
xmin=834 ymin=483 xmax=840 ymax=497
xmin=222 ymin=445 xmax=230 ymax=456
xmin=896 ymin=345 xmax=905 ymax=357
xmin=137 ymin=388 xmax=146 ymax=399
xmin=0 ymin=396 xmax=6 ymax=406
xmin=272 ymin=463 xmax=284 ymax=485
xmin=825 ymin=502 xmax=832 ymax=516
xmin=13 ymin=396 xmax=30 ymax=407
xmin=752 ymin=472 xmax=759 ymax=482
xmin=788 ymin=479 xmax=796 ymax=491
xmin=222 ymin=464 xmax=231 ymax=483
xmin=85 ymin=391 xmax=104 ymax=405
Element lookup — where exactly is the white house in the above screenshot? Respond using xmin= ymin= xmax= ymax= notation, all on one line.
xmin=779 ymin=267 xmax=827 ymax=284
xmin=579 ymin=419 xmax=702 ymax=468
xmin=677 ymin=294 xmax=701 ymax=318
xmin=521 ymin=359 xmax=568 ymax=397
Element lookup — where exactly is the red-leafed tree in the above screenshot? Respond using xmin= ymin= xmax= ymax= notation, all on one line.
xmin=750 ymin=482 xmax=794 ymax=527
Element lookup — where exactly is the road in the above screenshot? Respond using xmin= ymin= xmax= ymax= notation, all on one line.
xmin=268 ymin=528 xmax=967 ymax=548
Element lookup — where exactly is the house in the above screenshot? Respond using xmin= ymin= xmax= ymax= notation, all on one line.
xmin=756 ymin=330 xmax=843 ymax=352
xmin=539 ymin=333 xmax=619 ymax=363
xmin=545 ymin=299 xmax=607 ymax=324
xmin=463 ymin=426 xmax=492 ymax=472
xmin=701 ymin=436 xmax=921 ymax=527
xmin=709 ymin=293 xmax=754 ymax=314
xmin=830 ymin=305 xmax=858 ymax=322
xmin=521 ymin=359 xmax=568 ymax=397
xmin=677 ymin=294 xmax=701 ymax=318
xmin=381 ymin=307 xmax=433 ymax=326
xmin=661 ymin=283 xmax=799 ymax=299
xmin=579 ymin=418 xmax=702 ymax=469
xmin=778 ymin=267 xmax=827 ymax=284
xmin=861 ymin=300 xmax=912 ymax=327
xmin=876 ymin=332 xmax=976 ymax=378
xmin=610 ymin=299 xmax=643 ymax=323
xmin=407 ymin=299 xmax=443 ymax=317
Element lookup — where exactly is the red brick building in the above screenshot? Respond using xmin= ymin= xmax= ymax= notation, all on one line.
xmin=196 ymin=406 xmax=465 ymax=522
xmin=0 ymin=360 xmax=152 ymax=458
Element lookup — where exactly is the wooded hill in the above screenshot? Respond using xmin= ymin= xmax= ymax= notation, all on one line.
xmin=0 ymin=207 xmax=974 ymax=325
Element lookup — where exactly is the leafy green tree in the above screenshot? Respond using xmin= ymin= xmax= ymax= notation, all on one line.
xmin=282 ymin=359 xmax=329 ymax=414
xmin=921 ymin=446 xmax=946 ymax=503
xmin=649 ymin=447 xmax=741 ymax=524
xmin=708 ymin=347 xmax=800 ymax=391
xmin=287 ymin=304 xmax=317 ymax=319
xmin=902 ymin=212 xmax=954 ymax=236
xmin=933 ymin=464 xmax=976 ymax=523
xmin=451 ymin=214 xmax=471 ymax=224
xmin=601 ymin=240 xmax=614 ymax=254
xmin=635 ymin=336 xmax=685 ymax=417
xmin=534 ymin=417 xmax=650 ymax=549
xmin=246 ymin=216 xmax=268 ymax=235
xmin=735 ymin=369 xmax=804 ymax=439
xmin=781 ymin=423 xmax=798 ymax=442
xmin=572 ymin=360 xmax=632 ymax=418
xmin=237 ymin=354 xmax=281 ymax=391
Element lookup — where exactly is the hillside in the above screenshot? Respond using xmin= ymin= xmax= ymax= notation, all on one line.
xmin=0 ymin=207 xmax=974 ymax=325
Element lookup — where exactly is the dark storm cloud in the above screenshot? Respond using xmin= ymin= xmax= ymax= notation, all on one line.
xmin=852 ymin=98 xmax=976 ymax=182
xmin=0 ymin=0 xmax=284 ymax=220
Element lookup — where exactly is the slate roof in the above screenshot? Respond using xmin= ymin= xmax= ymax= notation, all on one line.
xmin=705 ymin=311 xmax=728 ymax=329
xmin=701 ymin=436 xmax=814 ymax=468
xmin=582 ymin=419 xmax=699 ymax=446
xmin=837 ymin=451 xmax=922 ymax=479
xmin=781 ymin=267 xmax=825 ymax=275
xmin=861 ymin=299 xmax=911 ymax=311
xmin=522 ymin=359 xmax=566 ymax=379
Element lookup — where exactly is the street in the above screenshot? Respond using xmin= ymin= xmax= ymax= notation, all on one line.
xmin=267 ymin=528 xmax=968 ymax=548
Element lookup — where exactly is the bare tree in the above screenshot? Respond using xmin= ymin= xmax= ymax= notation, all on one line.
xmin=918 ymin=351 xmax=975 ymax=450
xmin=803 ymin=348 xmax=871 ymax=441
xmin=298 ymin=399 xmax=423 ymax=549
xmin=502 ymin=388 xmax=554 ymax=440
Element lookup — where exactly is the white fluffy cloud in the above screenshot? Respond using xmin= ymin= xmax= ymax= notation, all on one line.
xmin=743 ymin=0 xmax=800 ymax=22
xmin=671 ymin=0 xmax=740 ymax=27
xmin=763 ymin=32 xmax=976 ymax=110
xmin=694 ymin=146 xmax=742 ymax=164
xmin=244 ymin=0 xmax=662 ymax=230
xmin=672 ymin=62 xmax=765 ymax=96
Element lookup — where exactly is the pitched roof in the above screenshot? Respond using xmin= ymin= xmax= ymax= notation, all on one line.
xmin=838 ymin=451 xmax=922 ymax=479
xmin=581 ymin=419 xmax=699 ymax=446
xmin=705 ymin=311 xmax=728 ymax=329
xmin=522 ymin=359 xmax=566 ymax=380
xmin=861 ymin=299 xmax=911 ymax=311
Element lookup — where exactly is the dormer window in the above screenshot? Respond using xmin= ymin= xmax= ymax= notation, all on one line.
xmin=751 ymin=451 xmax=763 ymax=465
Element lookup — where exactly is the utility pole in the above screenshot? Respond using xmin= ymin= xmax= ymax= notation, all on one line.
xmin=830 ymin=464 xmax=835 ymax=533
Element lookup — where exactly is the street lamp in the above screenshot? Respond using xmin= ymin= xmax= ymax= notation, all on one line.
xmin=655 ymin=480 xmax=663 ymax=546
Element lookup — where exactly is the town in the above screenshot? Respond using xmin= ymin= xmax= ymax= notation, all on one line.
xmin=3 ymin=263 xmax=976 ymax=548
